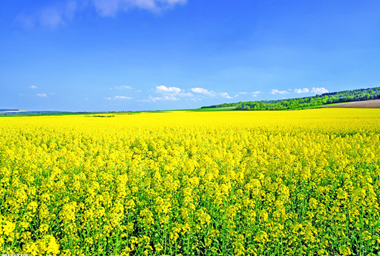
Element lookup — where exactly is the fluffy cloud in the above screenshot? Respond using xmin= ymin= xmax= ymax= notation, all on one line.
xmin=294 ymin=88 xmax=309 ymax=93
xmin=105 ymin=96 xmax=132 ymax=100
xmin=37 ymin=93 xmax=48 ymax=97
xmin=220 ymin=92 xmax=232 ymax=99
xmin=29 ymin=85 xmax=37 ymax=89
xmin=156 ymin=85 xmax=181 ymax=94
xmin=138 ymin=95 xmax=179 ymax=102
xmin=92 ymin=0 xmax=187 ymax=16
xmin=271 ymin=89 xmax=289 ymax=95
xmin=191 ymin=87 xmax=234 ymax=99
xmin=112 ymin=85 xmax=132 ymax=89
xmin=17 ymin=0 xmax=186 ymax=29
xmin=16 ymin=1 xmax=78 ymax=29
xmin=190 ymin=87 xmax=214 ymax=95
xmin=156 ymin=85 xmax=193 ymax=97
xmin=252 ymin=91 xmax=261 ymax=96
xmin=311 ymin=87 xmax=329 ymax=94
xmin=114 ymin=96 xmax=132 ymax=99
xmin=239 ymin=92 xmax=247 ymax=94
xmin=179 ymin=92 xmax=194 ymax=97
xmin=158 ymin=95 xmax=178 ymax=101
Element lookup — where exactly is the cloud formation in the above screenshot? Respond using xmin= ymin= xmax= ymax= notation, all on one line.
xmin=29 ymin=85 xmax=37 ymax=89
xmin=112 ymin=85 xmax=132 ymax=89
xmin=311 ymin=87 xmax=329 ymax=94
xmin=156 ymin=85 xmax=193 ymax=97
xmin=252 ymin=91 xmax=261 ymax=97
xmin=17 ymin=0 xmax=187 ymax=29
xmin=271 ymin=89 xmax=289 ymax=95
xmin=138 ymin=95 xmax=179 ymax=102
xmin=105 ymin=96 xmax=132 ymax=100
xmin=156 ymin=85 xmax=181 ymax=94
xmin=294 ymin=88 xmax=309 ymax=93
xmin=190 ymin=87 xmax=215 ymax=95
xmin=16 ymin=1 xmax=78 ymax=29
xmin=37 ymin=93 xmax=48 ymax=97
xmin=220 ymin=92 xmax=232 ymax=99
xmin=114 ymin=96 xmax=132 ymax=99
xmin=92 ymin=0 xmax=187 ymax=16
xmin=190 ymin=87 xmax=234 ymax=99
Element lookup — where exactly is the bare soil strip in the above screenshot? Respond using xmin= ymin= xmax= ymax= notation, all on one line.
xmin=324 ymin=99 xmax=380 ymax=108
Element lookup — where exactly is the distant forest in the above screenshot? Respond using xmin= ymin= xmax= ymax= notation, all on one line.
xmin=201 ymin=87 xmax=380 ymax=110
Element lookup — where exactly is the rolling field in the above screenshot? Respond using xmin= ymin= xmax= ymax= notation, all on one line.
xmin=325 ymin=99 xmax=380 ymax=109
xmin=0 ymin=109 xmax=380 ymax=255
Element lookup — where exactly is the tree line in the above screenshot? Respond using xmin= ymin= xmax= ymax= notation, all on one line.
xmin=201 ymin=87 xmax=380 ymax=110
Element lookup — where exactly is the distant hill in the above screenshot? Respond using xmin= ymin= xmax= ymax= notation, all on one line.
xmin=324 ymin=99 xmax=380 ymax=108
xmin=201 ymin=87 xmax=380 ymax=110
xmin=0 ymin=109 xmax=18 ymax=111
xmin=0 ymin=110 xmax=66 ymax=116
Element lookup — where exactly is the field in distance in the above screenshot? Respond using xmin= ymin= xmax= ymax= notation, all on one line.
xmin=324 ymin=99 xmax=380 ymax=108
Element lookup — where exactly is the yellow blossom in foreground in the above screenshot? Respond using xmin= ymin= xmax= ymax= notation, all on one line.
xmin=0 ymin=109 xmax=379 ymax=255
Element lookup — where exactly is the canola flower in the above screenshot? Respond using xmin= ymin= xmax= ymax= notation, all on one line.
xmin=0 ymin=109 xmax=379 ymax=255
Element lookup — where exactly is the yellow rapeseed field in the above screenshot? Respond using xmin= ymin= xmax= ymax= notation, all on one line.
xmin=0 ymin=109 xmax=379 ymax=255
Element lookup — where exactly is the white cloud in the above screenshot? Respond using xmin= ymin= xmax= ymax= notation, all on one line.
xmin=92 ymin=0 xmax=187 ymax=17
xmin=17 ymin=0 xmax=186 ymax=29
xmin=114 ymin=96 xmax=132 ymax=100
xmin=138 ymin=95 xmax=179 ymax=102
xmin=190 ymin=87 xmax=214 ymax=95
xmin=40 ymin=8 xmax=65 ymax=28
xmin=252 ymin=91 xmax=261 ymax=96
xmin=37 ymin=93 xmax=48 ymax=97
xmin=239 ymin=92 xmax=247 ymax=94
xmin=155 ymin=85 xmax=193 ymax=98
xmin=161 ymin=95 xmax=179 ymax=101
xmin=190 ymin=87 xmax=234 ymax=99
xmin=16 ymin=1 xmax=78 ymax=29
xmin=179 ymin=92 xmax=194 ymax=97
xmin=220 ymin=92 xmax=232 ymax=99
xmin=156 ymin=85 xmax=181 ymax=94
xmin=294 ymin=88 xmax=309 ymax=93
xmin=105 ymin=96 xmax=132 ymax=100
xmin=271 ymin=89 xmax=289 ymax=95
xmin=311 ymin=87 xmax=329 ymax=94
xmin=29 ymin=85 xmax=37 ymax=89
xmin=113 ymin=85 xmax=132 ymax=89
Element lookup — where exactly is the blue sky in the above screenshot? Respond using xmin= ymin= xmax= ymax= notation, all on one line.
xmin=1 ymin=0 xmax=380 ymax=111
